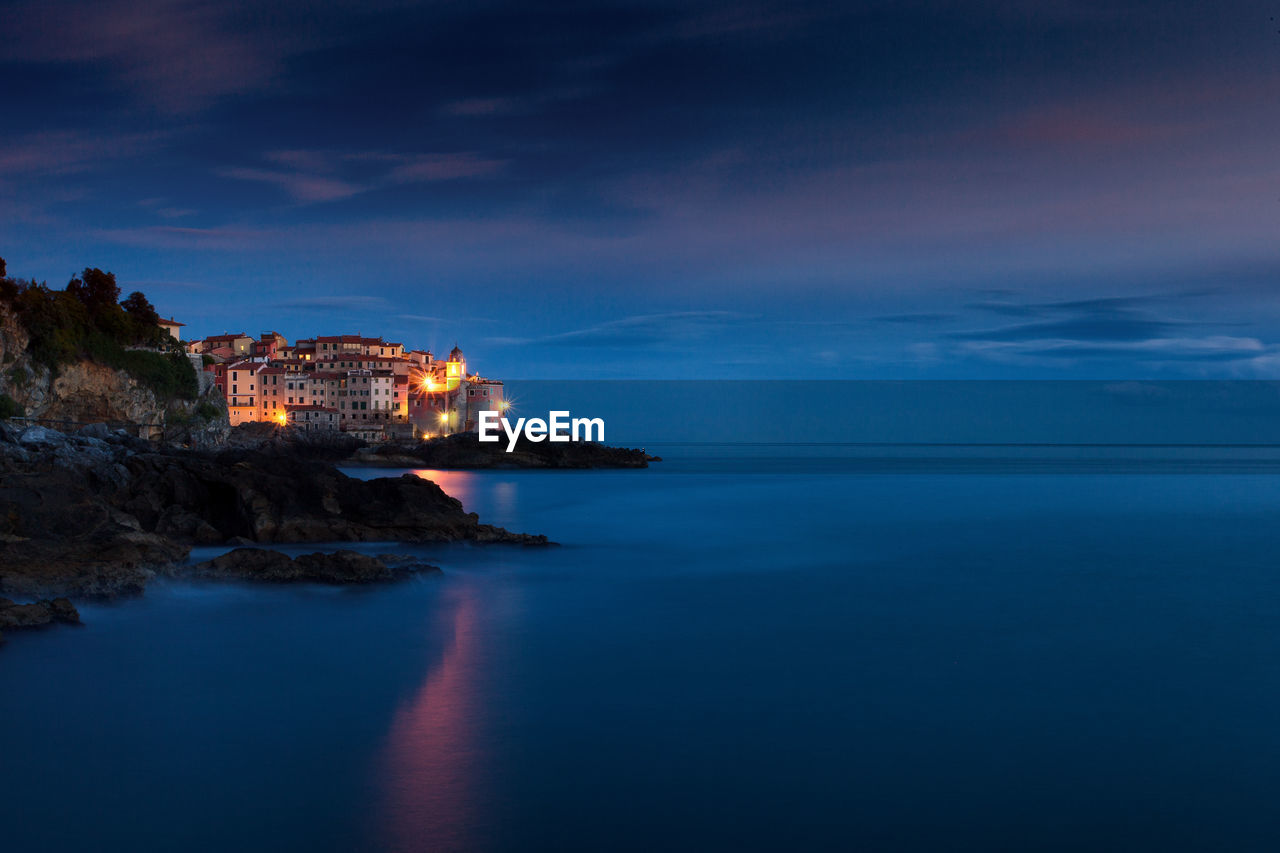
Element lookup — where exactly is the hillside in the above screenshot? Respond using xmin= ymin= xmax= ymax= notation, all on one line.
xmin=0 ymin=258 xmax=228 ymax=441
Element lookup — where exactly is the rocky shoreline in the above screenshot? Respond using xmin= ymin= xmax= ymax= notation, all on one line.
xmin=0 ymin=596 xmax=81 ymax=645
xmin=0 ymin=423 xmax=546 ymax=609
xmin=350 ymin=430 xmax=660 ymax=469
xmin=0 ymin=421 xmax=662 ymax=644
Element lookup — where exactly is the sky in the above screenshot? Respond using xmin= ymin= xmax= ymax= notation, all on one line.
xmin=1 ymin=0 xmax=1278 ymax=378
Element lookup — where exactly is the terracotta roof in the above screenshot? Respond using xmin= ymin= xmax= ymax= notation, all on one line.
xmin=205 ymin=332 xmax=249 ymax=341
xmin=160 ymin=317 xmax=185 ymax=327
xmin=315 ymin=334 xmax=384 ymax=344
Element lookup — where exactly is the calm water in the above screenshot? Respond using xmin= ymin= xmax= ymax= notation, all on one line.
xmin=5 ymin=446 xmax=1280 ymax=851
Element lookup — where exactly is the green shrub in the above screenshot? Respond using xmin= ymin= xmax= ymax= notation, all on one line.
xmin=1 ymin=265 xmax=196 ymax=401
xmin=0 ymin=393 xmax=23 ymax=418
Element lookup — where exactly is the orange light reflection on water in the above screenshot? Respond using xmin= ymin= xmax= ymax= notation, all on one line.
xmin=410 ymin=470 xmax=477 ymax=511
xmin=379 ymin=587 xmax=484 ymax=853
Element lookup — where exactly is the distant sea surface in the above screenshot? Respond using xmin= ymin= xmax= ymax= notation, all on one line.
xmin=6 ymin=440 xmax=1280 ymax=850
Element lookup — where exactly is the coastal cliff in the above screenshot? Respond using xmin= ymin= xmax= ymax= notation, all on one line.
xmin=0 ymin=299 xmax=229 ymax=442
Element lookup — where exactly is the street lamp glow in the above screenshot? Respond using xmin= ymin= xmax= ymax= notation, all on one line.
xmin=439 ymin=411 xmax=450 ymax=424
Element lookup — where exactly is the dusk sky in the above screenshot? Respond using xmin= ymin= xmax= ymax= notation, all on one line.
xmin=2 ymin=0 xmax=1278 ymax=378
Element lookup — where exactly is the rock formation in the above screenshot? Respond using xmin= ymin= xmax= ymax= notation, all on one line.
xmin=352 ymin=429 xmax=658 ymax=468
xmin=0 ymin=423 xmax=547 ymax=600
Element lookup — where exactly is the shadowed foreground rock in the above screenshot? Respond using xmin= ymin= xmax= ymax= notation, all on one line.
xmin=0 ymin=596 xmax=81 ymax=643
xmin=353 ymin=430 xmax=659 ymax=468
xmin=187 ymin=549 xmax=441 ymax=584
xmin=0 ymin=423 xmax=547 ymax=599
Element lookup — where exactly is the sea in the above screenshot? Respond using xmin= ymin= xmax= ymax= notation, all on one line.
xmin=4 ymin=382 xmax=1280 ymax=851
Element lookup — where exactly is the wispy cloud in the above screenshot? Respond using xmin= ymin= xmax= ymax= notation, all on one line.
xmin=92 ymin=225 xmax=272 ymax=250
xmin=218 ymin=167 xmax=367 ymax=203
xmin=219 ymin=149 xmax=507 ymax=203
xmin=874 ymin=312 xmax=955 ymax=325
xmin=946 ymin=294 xmax=1276 ymax=370
xmin=488 ymin=311 xmax=738 ymax=348
xmin=386 ymin=153 xmax=508 ymax=183
xmin=130 ymin=279 xmax=219 ymax=292
xmin=269 ymin=295 xmax=394 ymax=311
xmin=0 ymin=130 xmax=165 ymax=178
xmin=0 ymin=0 xmax=361 ymax=112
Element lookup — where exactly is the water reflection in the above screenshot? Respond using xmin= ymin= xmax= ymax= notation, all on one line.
xmin=411 ymin=470 xmax=477 ymax=511
xmin=410 ymin=470 xmax=519 ymax=527
xmin=378 ymin=585 xmax=485 ymax=853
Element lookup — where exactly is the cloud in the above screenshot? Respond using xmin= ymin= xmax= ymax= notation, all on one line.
xmin=957 ymin=336 xmax=1267 ymax=362
xmin=0 ymin=130 xmax=165 ymax=178
xmin=269 ymin=296 xmax=394 ymax=311
xmin=218 ymin=166 xmax=367 ymax=203
xmin=218 ymin=149 xmax=507 ymax=203
xmin=399 ymin=314 xmax=452 ymax=324
xmin=441 ymin=97 xmax=519 ymax=117
xmin=386 ymin=153 xmax=508 ymax=183
xmin=943 ymin=293 xmax=1279 ymax=369
xmin=874 ymin=312 xmax=954 ymax=325
xmin=488 ymin=311 xmax=738 ymax=348
xmin=93 ymin=225 xmax=272 ymax=250
xmin=129 ymin=279 xmax=219 ymax=291
xmin=3 ymin=0 xmax=291 ymax=112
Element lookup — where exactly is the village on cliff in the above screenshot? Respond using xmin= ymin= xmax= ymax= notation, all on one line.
xmin=167 ymin=319 xmax=505 ymax=442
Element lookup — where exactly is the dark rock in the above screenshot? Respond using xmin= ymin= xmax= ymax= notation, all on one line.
xmin=0 ymin=596 xmax=82 ymax=633
xmin=0 ymin=429 xmax=546 ymax=599
xmin=377 ymin=554 xmax=444 ymax=575
xmin=188 ymin=548 xmax=434 ymax=584
xmin=78 ymin=422 xmax=112 ymax=440
xmin=353 ymin=431 xmax=656 ymax=469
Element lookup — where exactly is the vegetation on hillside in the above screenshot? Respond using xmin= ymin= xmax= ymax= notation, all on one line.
xmin=0 ymin=256 xmax=197 ymax=401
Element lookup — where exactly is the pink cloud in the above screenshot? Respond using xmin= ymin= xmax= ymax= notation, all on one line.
xmin=386 ymin=153 xmax=507 ymax=183
xmin=0 ymin=130 xmax=165 ymax=177
xmin=218 ymin=167 xmax=367 ymax=202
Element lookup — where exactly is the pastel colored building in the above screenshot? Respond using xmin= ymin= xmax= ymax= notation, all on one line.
xmin=285 ymin=405 xmax=340 ymax=432
xmin=195 ymin=330 xmax=501 ymax=440
xmin=158 ymin=317 xmax=185 ymax=340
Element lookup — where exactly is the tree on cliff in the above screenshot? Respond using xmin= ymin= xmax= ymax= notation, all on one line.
xmin=0 ymin=257 xmax=195 ymax=400
xmin=121 ymin=290 xmax=162 ymax=342
xmin=67 ymin=268 xmax=120 ymax=315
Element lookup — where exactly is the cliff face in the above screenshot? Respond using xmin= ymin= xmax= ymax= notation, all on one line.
xmin=0 ymin=301 xmax=228 ymax=438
